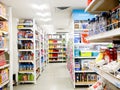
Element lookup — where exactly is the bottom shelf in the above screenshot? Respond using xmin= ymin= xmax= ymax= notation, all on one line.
xmin=19 ymin=81 xmax=35 ymax=83
xmin=0 ymin=80 xmax=9 ymax=88
xmin=49 ymin=60 xmax=66 ymax=63
xmin=75 ymin=81 xmax=96 ymax=86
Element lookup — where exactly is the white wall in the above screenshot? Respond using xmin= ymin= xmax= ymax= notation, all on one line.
xmin=12 ymin=17 xmax=18 ymax=82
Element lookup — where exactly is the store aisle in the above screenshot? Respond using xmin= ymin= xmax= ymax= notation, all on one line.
xmin=14 ymin=63 xmax=87 ymax=90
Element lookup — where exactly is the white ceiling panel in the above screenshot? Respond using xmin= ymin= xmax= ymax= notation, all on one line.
xmin=1 ymin=0 xmax=87 ymax=32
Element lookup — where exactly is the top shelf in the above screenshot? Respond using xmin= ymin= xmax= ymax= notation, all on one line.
xmin=85 ymin=0 xmax=119 ymax=13
xmin=87 ymin=28 xmax=120 ymax=42
xmin=0 ymin=15 xmax=8 ymax=21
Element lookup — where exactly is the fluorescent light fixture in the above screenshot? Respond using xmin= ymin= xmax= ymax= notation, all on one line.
xmin=36 ymin=12 xmax=51 ymax=17
xmin=39 ymin=18 xmax=52 ymax=22
xmin=32 ymin=4 xmax=50 ymax=11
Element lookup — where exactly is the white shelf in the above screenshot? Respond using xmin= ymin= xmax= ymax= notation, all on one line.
xmin=17 ymin=27 xmax=33 ymax=31
xmin=36 ymin=57 xmax=40 ymax=60
xmin=75 ymin=70 xmax=95 ymax=73
xmin=0 ymin=48 xmax=8 ymax=51
xmin=87 ymin=28 xmax=120 ymax=42
xmin=0 ymin=64 xmax=9 ymax=69
xmin=49 ymin=47 xmax=66 ymax=49
xmin=18 ymin=49 xmax=33 ymax=51
xmin=85 ymin=0 xmax=118 ymax=13
xmin=74 ymin=57 xmax=96 ymax=59
xmin=19 ymin=60 xmax=34 ymax=63
xmin=0 ymin=80 xmax=9 ymax=88
xmin=0 ymin=31 xmax=8 ymax=34
xmin=36 ymin=48 xmax=39 ymax=50
xmin=19 ymin=81 xmax=35 ymax=83
xmin=35 ymin=39 xmax=39 ymax=42
xmin=0 ymin=15 xmax=8 ymax=21
xmin=18 ymin=23 xmax=33 ymax=25
xmin=19 ymin=71 xmax=34 ymax=74
xmin=93 ymin=67 xmax=120 ymax=88
xmin=18 ymin=38 xmax=33 ymax=41
xmin=49 ymin=52 xmax=63 ymax=54
xmin=75 ymin=82 xmax=96 ymax=85
xmin=49 ymin=43 xmax=63 ymax=45
xmin=49 ymin=38 xmax=63 ymax=40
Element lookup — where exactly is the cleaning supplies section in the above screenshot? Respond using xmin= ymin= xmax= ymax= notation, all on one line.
xmin=69 ymin=0 xmax=120 ymax=89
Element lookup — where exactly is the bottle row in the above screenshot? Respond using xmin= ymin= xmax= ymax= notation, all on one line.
xmin=18 ymin=52 xmax=34 ymax=60
xmin=75 ymin=73 xmax=100 ymax=82
xmin=48 ymin=54 xmax=66 ymax=58
xmin=18 ymin=41 xmax=33 ymax=49
xmin=48 ymin=49 xmax=66 ymax=53
xmin=19 ymin=63 xmax=34 ymax=71
xmin=18 ymin=31 xmax=33 ymax=39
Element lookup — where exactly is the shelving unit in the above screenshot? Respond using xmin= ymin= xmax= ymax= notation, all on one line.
xmin=44 ymin=31 xmax=48 ymax=64
xmin=85 ymin=1 xmax=120 ymax=90
xmin=17 ymin=19 xmax=40 ymax=84
xmin=68 ymin=20 xmax=102 ymax=88
xmin=48 ymin=34 xmax=67 ymax=63
xmin=85 ymin=0 xmax=119 ymax=13
xmin=0 ymin=2 xmax=13 ymax=90
xmin=39 ymin=28 xmax=45 ymax=72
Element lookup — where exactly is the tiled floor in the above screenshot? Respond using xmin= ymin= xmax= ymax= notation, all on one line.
xmin=14 ymin=63 xmax=88 ymax=90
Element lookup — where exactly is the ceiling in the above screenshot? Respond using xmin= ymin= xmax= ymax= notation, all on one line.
xmin=2 ymin=0 xmax=87 ymax=33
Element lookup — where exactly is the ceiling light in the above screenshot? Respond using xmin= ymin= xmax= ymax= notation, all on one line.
xmin=39 ymin=18 xmax=52 ymax=22
xmin=36 ymin=12 xmax=51 ymax=17
xmin=32 ymin=4 xmax=50 ymax=11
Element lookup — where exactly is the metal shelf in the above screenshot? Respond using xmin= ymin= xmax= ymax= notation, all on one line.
xmin=87 ymin=27 xmax=120 ymax=42
xmin=93 ymin=67 xmax=120 ymax=88
xmin=18 ymin=60 xmax=34 ymax=63
xmin=74 ymin=57 xmax=96 ymax=59
xmin=0 ymin=64 xmax=9 ymax=69
xmin=18 ymin=23 xmax=33 ymax=25
xmin=0 ymin=15 xmax=8 ymax=21
xmin=85 ymin=0 xmax=119 ymax=13
xmin=75 ymin=70 xmax=95 ymax=73
xmin=19 ymin=71 xmax=34 ymax=74
xmin=19 ymin=81 xmax=35 ymax=83
xmin=75 ymin=82 xmax=96 ymax=85
xmin=18 ymin=49 xmax=33 ymax=51
xmin=18 ymin=38 xmax=33 ymax=41
xmin=0 ymin=80 xmax=9 ymax=88
xmin=17 ymin=27 xmax=33 ymax=31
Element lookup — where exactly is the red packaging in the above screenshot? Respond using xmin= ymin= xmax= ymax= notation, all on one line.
xmin=0 ymin=51 xmax=6 ymax=66
xmin=87 ymin=0 xmax=92 ymax=6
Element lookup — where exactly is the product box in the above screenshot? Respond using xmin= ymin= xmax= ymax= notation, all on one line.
xmin=0 ymin=21 xmax=8 ymax=31
xmin=80 ymin=51 xmax=92 ymax=57
xmin=92 ymin=52 xmax=99 ymax=57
